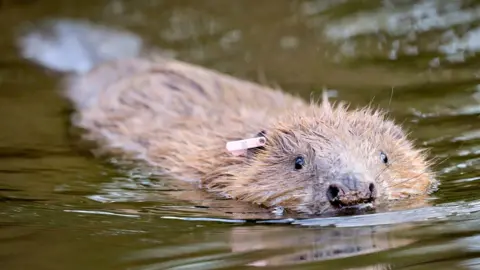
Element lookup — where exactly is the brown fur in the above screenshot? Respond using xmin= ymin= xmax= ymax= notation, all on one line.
xmin=62 ymin=54 xmax=437 ymax=215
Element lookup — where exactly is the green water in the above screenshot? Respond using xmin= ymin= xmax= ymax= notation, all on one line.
xmin=2 ymin=0 xmax=480 ymax=269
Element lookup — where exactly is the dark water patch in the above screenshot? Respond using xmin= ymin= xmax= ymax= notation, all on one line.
xmin=0 ymin=196 xmax=46 ymax=203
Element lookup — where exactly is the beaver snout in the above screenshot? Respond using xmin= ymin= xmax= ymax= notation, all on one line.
xmin=326 ymin=175 xmax=376 ymax=208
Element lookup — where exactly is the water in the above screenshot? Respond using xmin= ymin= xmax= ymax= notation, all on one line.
xmin=2 ymin=0 xmax=480 ymax=269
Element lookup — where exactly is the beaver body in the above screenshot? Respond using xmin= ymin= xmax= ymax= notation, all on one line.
xmin=18 ymin=20 xmax=438 ymax=215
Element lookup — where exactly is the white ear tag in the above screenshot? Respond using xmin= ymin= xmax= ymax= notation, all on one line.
xmin=226 ymin=136 xmax=266 ymax=156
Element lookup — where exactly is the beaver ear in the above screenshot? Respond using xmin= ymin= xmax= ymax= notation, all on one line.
xmin=246 ymin=130 xmax=267 ymax=157
xmin=256 ymin=130 xmax=267 ymax=138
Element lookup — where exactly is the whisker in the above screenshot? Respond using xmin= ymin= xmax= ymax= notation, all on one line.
xmin=374 ymin=154 xmax=432 ymax=187
xmin=367 ymin=95 xmax=376 ymax=110
xmin=428 ymin=155 xmax=449 ymax=167
xmin=375 ymin=164 xmax=390 ymax=182
xmin=388 ymin=86 xmax=394 ymax=110
xmin=386 ymin=171 xmax=429 ymax=189
xmin=374 ymin=156 xmax=403 ymax=182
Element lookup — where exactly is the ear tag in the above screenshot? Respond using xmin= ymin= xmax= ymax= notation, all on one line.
xmin=226 ymin=136 xmax=266 ymax=156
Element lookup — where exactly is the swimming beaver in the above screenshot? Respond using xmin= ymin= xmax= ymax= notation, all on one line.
xmin=18 ymin=19 xmax=438 ymax=215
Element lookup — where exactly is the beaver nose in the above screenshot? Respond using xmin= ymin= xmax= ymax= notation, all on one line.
xmin=326 ymin=175 xmax=376 ymax=207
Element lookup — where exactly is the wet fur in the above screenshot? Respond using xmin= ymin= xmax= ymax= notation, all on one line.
xmin=18 ymin=20 xmax=438 ymax=215
xmin=64 ymin=56 xmax=436 ymax=214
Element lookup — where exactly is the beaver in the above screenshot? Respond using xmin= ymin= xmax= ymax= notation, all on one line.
xmin=17 ymin=19 xmax=438 ymax=215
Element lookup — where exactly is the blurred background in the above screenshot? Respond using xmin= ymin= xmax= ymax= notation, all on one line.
xmin=2 ymin=0 xmax=480 ymax=269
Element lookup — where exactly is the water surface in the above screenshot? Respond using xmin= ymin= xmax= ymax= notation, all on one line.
xmin=2 ymin=0 xmax=480 ymax=269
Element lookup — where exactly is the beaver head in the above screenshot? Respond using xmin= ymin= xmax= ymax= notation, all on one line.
xmin=215 ymin=95 xmax=436 ymax=215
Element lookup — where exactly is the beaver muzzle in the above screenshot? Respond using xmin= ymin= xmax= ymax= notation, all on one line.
xmin=326 ymin=175 xmax=376 ymax=208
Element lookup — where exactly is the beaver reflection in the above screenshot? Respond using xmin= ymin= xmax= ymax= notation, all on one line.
xmin=230 ymin=225 xmax=413 ymax=268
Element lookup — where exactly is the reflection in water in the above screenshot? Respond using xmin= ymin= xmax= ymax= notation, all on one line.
xmin=122 ymin=222 xmax=411 ymax=269
xmin=151 ymin=201 xmax=480 ymax=268
xmin=123 ymin=211 xmax=480 ymax=269
xmin=229 ymin=225 xmax=411 ymax=268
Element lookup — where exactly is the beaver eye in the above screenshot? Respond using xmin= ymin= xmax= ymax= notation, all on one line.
xmin=294 ymin=156 xmax=305 ymax=170
xmin=380 ymin=152 xmax=388 ymax=164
